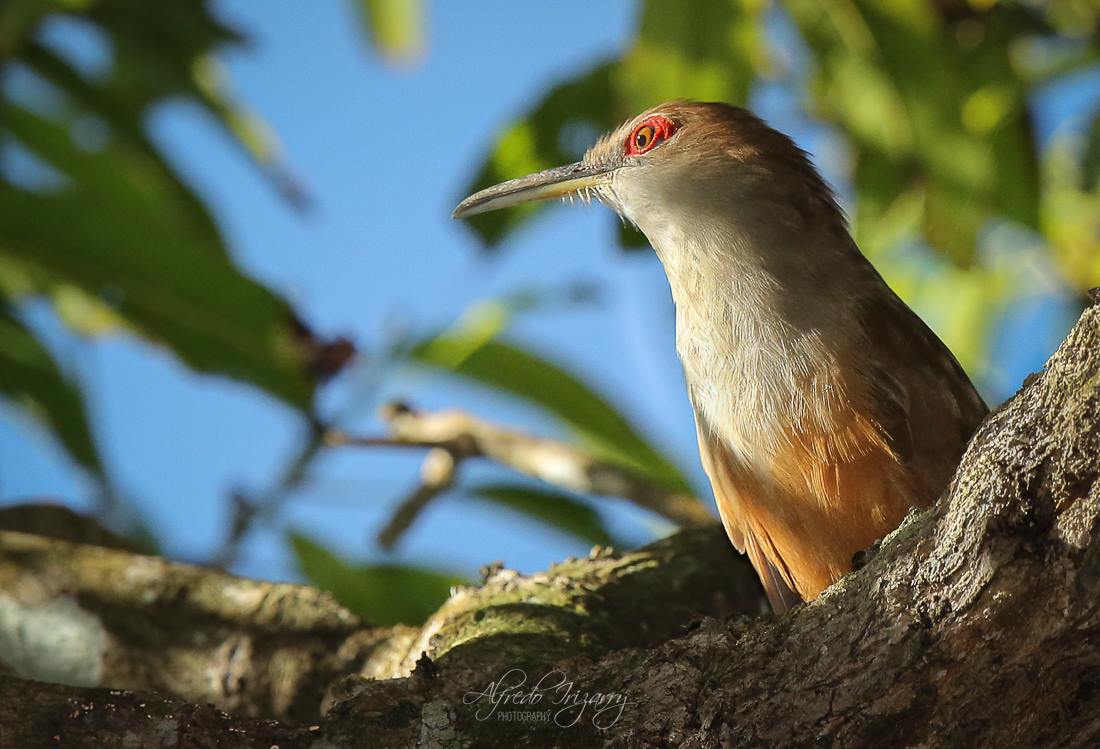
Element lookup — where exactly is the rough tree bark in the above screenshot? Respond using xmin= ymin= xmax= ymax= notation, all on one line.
xmin=0 ymin=298 xmax=1098 ymax=748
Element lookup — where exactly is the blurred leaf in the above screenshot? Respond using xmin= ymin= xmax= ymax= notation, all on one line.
xmin=785 ymin=0 xmax=1041 ymax=265
xmin=465 ymin=482 xmax=614 ymax=548
xmin=0 ymin=2 xmax=335 ymax=410
xmin=289 ymin=532 xmax=465 ymax=626
xmin=1035 ymin=0 xmax=1100 ymax=40
xmin=618 ymin=221 xmax=650 ymax=252
xmin=354 ymin=0 xmax=425 ymax=65
xmin=0 ymin=103 xmax=324 ymax=408
xmin=50 ymin=284 xmax=129 ymax=337
xmin=1044 ymin=139 xmax=1100 ymax=290
xmin=0 ymin=302 xmax=103 ymax=477
xmin=873 ymin=242 xmax=1013 ymax=384
xmin=410 ymin=328 xmax=690 ymax=491
xmin=20 ymin=40 xmax=285 ymax=210
xmin=410 ymin=284 xmax=602 ymax=364
xmin=491 ymin=280 xmax=604 ymax=317
xmin=0 ymin=2 xmax=63 ymax=57
xmin=1081 ymin=113 xmax=1100 ymax=190
xmin=615 ymin=0 xmax=766 ymax=111
xmin=191 ymin=56 xmax=309 ymax=209
xmin=59 ymin=0 xmax=299 ymax=194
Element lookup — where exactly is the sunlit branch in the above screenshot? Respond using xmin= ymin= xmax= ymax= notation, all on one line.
xmin=326 ymin=402 xmax=715 ymax=546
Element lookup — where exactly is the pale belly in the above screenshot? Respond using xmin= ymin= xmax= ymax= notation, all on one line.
xmin=675 ymin=310 xmax=916 ymax=600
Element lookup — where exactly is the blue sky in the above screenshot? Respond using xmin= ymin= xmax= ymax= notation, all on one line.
xmin=0 ymin=1 xmax=1090 ymax=584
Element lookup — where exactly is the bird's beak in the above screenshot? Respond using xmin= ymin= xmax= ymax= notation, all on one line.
xmin=452 ymin=160 xmax=614 ymax=219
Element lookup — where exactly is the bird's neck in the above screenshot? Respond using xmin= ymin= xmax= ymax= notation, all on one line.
xmin=638 ymin=195 xmax=860 ymax=331
xmin=632 ymin=196 xmax=870 ymax=450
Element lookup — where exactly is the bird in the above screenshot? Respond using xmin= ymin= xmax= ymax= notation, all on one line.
xmin=453 ymin=101 xmax=988 ymax=612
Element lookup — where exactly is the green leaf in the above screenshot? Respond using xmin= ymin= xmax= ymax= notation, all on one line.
xmin=465 ymin=482 xmax=614 ymax=548
xmin=21 ymin=38 xmax=305 ymax=208
xmin=354 ymin=0 xmax=425 ymax=65
xmin=0 ymin=3 xmax=332 ymax=408
xmin=1039 ymin=142 xmax=1100 ymax=292
xmin=192 ymin=55 xmax=309 ymax=209
xmin=618 ymin=221 xmax=649 ymax=252
xmin=0 ymin=103 xmax=322 ymax=409
xmin=409 ymin=328 xmax=690 ymax=492
xmin=615 ymin=0 xmax=766 ymax=112
xmin=61 ymin=0 xmax=298 ymax=196
xmin=289 ymin=532 xmax=466 ymax=626
xmin=1081 ymin=113 xmax=1100 ymax=191
xmin=0 ymin=303 xmax=103 ymax=477
xmin=784 ymin=0 xmax=1041 ymax=265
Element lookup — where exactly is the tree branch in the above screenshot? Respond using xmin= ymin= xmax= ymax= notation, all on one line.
xmin=1 ymin=301 xmax=1098 ymax=746
xmin=0 ymin=526 xmax=386 ymax=722
xmin=327 ymin=401 xmax=714 ymax=545
xmin=330 ymin=296 xmax=1100 ymax=747
xmin=0 ymin=509 xmax=761 ymax=724
xmin=376 ymin=447 xmax=459 ymax=549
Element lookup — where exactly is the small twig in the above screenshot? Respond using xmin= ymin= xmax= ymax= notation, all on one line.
xmin=327 ymin=402 xmax=714 ymax=547
xmin=376 ymin=448 xmax=458 ymax=549
xmin=211 ymin=327 xmax=410 ymax=570
xmin=212 ymin=417 xmax=328 ymax=570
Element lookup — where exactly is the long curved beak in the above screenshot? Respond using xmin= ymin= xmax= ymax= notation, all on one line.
xmin=452 ymin=161 xmax=614 ymax=219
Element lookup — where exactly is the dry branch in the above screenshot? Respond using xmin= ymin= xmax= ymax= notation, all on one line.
xmin=328 ymin=401 xmax=715 ymax=546
xmin=376 ymin=447 xmax=459 ymax=549
xmin=0 ymin=508 xmax=760 ymax=728
xmin=0 ymin=529 xmax=374 ymax=722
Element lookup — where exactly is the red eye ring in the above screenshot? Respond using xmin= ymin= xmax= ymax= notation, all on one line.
xmin=625 ymin=115 xmax=677 ymax=156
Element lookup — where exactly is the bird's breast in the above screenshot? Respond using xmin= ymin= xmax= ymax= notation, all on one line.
xmin=671 ymin=277 xmax=858 ymax=473
xmin=640 ymin=199 xmax=874 ymax=473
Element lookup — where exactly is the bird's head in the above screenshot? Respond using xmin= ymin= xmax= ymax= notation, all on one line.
xmin=453 ymin=101 xmax=843 ymax=248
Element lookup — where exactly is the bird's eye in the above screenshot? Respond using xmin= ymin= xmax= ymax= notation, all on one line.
xmin=625 ymin=116 xmax=676 ymax=156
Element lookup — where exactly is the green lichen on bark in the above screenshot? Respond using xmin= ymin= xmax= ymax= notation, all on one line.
xmin=356 ymin=525 xmax=764 ymax=685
